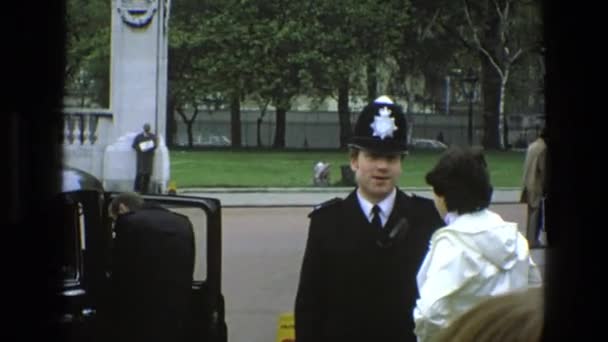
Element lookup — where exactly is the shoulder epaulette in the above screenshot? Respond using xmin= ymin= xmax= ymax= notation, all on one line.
xmin=308 ymin=197 xmax=342 ymax=217
xmin=411 ymin=193 xmax=433 ymax=202
xmin=410 ymin=193 xmax=438 ymax=211
xmin=411 ymin=193 xmax=425 ymax=199
xmin=405 ymin=193 xmax=434 ymax=208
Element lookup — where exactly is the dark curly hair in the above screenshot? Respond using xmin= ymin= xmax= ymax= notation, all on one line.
xmin=425 ymin=146 xmax=493 ymax=214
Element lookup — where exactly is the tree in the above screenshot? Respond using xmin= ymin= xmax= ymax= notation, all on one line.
xmin=304 ymin=0 xmax=361 ymax=148
xmin=167 ymin=0 xmax=207 ymax=147
xmin=65 ymin=0 xmax=111 ymax=108
xmin=305 ymin=0 xmax=402 ymax=148
xmin=387 ymin=0 xmax=462 ymax=115
xmin=444 ymin=0 xmax=543 ymax=149
xmin=169 ymin=0 xmax=250 ymax=147
xmin=236 ymin=0 xmax=319 ymax=148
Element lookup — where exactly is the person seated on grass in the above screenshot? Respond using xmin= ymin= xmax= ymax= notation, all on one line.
xmin=313 ymin=161 xmax=331 ymax=186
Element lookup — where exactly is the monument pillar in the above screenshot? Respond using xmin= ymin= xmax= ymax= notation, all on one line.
xmin=110 ymin=0 xmax=169 ymax=141
xmin=104 ymin=0 xmax=171 ymax=193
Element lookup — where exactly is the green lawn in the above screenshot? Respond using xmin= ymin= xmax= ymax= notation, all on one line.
xmin=169 ymin=149 xmax=526 ymax=188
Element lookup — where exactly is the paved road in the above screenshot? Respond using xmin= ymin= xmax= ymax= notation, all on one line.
xmin=181 ymin=187 xmax=522 ymax=207
xmin=215 ymin=202 xmax=545 ymax=342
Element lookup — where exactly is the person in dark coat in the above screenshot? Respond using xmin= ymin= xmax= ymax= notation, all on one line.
xmin=132 ymin=123 xmax=158 ymax=193
xmin=107 ymin=192 xmax=195 ymax=342
xmin=294 ymin=96 xmax=444 ymax=342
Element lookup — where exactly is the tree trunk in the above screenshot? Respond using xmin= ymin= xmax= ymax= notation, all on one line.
xmin=407 ymin=92 xmax=415 ymax=115
xmin=272 ymin=107 xmax=286 ymax=148
xmin=338 ymin=78 xmax=352 ymax=148
xmin=176 ymin=107 xmax=195 ymax=149
xmin=186 ymin=118 xmax=194 ymax=148
xmin=256 ymin=118 xmax=263 ymax=147
xmin=230 ymin=91 xmax=242 ymax=147
xmin=480 ymin=6 xmax=502 ymax=150
xmin=481 ymin=57 xmax=501 ymax=149
xmin=176 ymin=107 xmax=198 ymax=149
xmin=500 ymin=76 xmax=509 ymax=149
xmin=256 ymin=103 xmax=268 ymax=148
xmin=166 ymin=96 xmax=176 ymax=147
xmin=366 ymin=61 xmax=378 ymax=102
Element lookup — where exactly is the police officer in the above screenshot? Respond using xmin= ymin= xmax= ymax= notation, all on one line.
xmin=106 ymin=192 xmax=195 ymax=342
xmin=132 ymin=123 xmax=158 ymax=193
xmin=294 ymin=96 xmax=444 ymax=342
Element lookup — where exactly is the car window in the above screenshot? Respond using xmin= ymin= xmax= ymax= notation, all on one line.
xmin=55 ymin=194 xmax=85 ymax=282
xmin=168 ymin=207 xmax=208 ymax=281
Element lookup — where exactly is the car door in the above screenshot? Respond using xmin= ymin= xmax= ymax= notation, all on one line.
xmin=133 ymin=193 xmax=227 ymax=342
xmin=49 ymin=189 xmax=111 ymax=342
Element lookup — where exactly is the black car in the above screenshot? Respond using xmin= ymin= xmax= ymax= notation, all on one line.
xmin=49 ymin=166 xmax=227 ymax=341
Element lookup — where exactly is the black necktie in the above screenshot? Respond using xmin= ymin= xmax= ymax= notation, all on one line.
xmin=371 ymin=205 xmax=383 ymax=230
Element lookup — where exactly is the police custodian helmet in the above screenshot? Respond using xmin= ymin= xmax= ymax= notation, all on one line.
xmin=348 ymin=95 xmax=408 ymax=154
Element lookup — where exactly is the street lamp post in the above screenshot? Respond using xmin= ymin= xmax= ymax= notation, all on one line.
xmin=462 ymin=68 xmax=478 ymax=146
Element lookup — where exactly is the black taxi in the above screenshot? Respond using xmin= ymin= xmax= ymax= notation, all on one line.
xmin=50 ymin=166 xmax=227 ymax=341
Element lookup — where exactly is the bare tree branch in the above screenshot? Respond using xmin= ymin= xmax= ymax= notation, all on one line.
xmin=463 ymin=0 xmax=504 ymax=78
xmin=479 ymin=45 xmax=505 ymax=78
xmin=493 ymin=0 xmax=513 ymax=50
xmin=439 ymin=21 xmax=475 ymax=50
xmin=175 ymin=106 xmax=189 ymax=124
xmin=492 ymin=0 xmax=510 ymax=23
xmin=463 ymin=0 xmax=481 ymax=48
xmin=420 ymin=8 xmax=442 ymax=40
xmin=509 ymin=47 xmax=523 ymax=64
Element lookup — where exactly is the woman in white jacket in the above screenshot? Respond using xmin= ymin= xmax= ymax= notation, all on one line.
xmin=413 ymin=146 xmax=542 ymax=342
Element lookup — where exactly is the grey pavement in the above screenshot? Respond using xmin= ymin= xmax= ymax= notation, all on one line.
xmin=179 ymin=187 xmax=522 ymax=207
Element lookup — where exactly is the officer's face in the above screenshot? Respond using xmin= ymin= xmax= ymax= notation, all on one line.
xmin=350 ymin=150 xmax=403 ymax=203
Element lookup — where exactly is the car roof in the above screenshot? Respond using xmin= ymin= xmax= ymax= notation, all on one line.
xmin=62 ymin=166 xmax=104 ymax=193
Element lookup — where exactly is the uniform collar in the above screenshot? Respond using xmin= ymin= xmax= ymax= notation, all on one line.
xmin=356 ymin=187 xmax=396 ymax=225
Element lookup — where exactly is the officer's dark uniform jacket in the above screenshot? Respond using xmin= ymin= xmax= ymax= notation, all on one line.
xmin=295 ymin=188 xmax=444 ymax=342
xmin=108 ymin=203 xmax=195 ymax=342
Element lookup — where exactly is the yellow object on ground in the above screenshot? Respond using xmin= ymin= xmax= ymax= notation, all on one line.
xmin=276 ymin=312 xmax=295 ymax=342
xmin=168 ymin=180 xmax=177 ymax=195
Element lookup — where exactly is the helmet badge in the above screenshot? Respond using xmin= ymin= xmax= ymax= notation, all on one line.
xmin=370 ymin=106 xmax=398 ymax=140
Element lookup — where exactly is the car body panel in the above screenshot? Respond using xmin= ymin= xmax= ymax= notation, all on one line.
xmin=409 ymin=138 xmax=448 ymax=150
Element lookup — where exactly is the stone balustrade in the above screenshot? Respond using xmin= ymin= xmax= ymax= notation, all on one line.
xmin=62 ymin=108 xmax=113 ymax=181
xmin=62 ymin=108 xmax=113 ymax=146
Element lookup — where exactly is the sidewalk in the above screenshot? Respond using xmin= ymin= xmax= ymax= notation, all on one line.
xmin=179 ymin=187 xmax=522 ymax=207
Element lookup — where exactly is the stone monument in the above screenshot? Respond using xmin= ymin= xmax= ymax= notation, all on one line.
xmin=103 ymin=0 xmax=171 ymax=193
